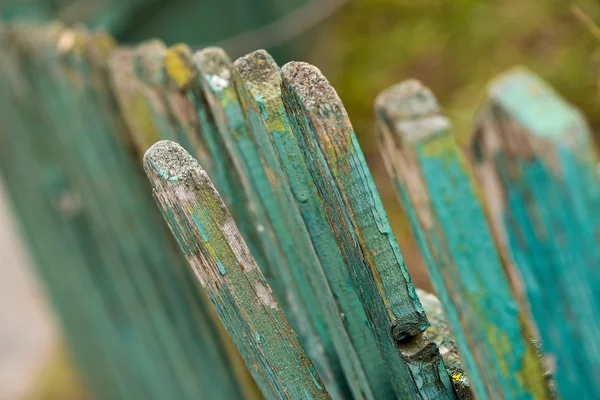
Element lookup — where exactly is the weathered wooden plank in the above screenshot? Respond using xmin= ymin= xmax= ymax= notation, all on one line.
xmin=161 ymin=43 xmax=273 ymax=302
xmin=194 ymin=47 xmax=348 ymax=399
xmin=63 ymin=32 xmax=241 ymax=400
xmin=0 ymin=24 xmax=132 ymax=399
xmin=232 ymin=49 xmax=396 ymax=400
xmin=281 ymin=62 xmax=455 ymax=399
xmin=471 ymin=67 xmax=600 ymax=399
xmin=0 ymin=23 xmax=247 ymax=399
xmin=159 ymin=44 xmax=262 ymax=399
xmin=144 ymin=140 xmax=331 ymax=400
xmin=108 ymin=47 xmax=163 ymax=153
xmin=3 ymin=24 xmax=179 ymax=399
xmin=375 ymin=80 xmax=549 ymax=399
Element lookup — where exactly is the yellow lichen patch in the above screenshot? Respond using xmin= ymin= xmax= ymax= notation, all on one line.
xmin=421 ymin=133 xmax=454 ymax=159
xmin=165 ymin=45 xmax=195 ymax=89
xmin=129 ymin=93 xmax=162 ymax=150
xmin=451 ymin=373 xmax=463 ymax=382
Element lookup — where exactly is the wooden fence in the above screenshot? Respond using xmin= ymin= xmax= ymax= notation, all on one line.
xmin=1 ymin=22 xmax=599 ymax=400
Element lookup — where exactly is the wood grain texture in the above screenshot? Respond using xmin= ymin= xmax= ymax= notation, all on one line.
xmin=160 ymin=43 xmax=273 ymax=296
xmin=159 ymin=43 xmax=261 ymax=399
xmin=233 ymin=49 xmax=395 ymax=400
xmin=281 ymin=61 xmax=456 ymax=400
xmin=111 ymin=41 xmax=260 ymax=400
xmin=144 ymin=140 xmax=331 ymax=400
xmin=472 ymin=67 xmax=600 ymax=399
xmin=375 ymin=80 xmax=548 ymax=400
xmin=194 ymin=47 xmax=348 ymax=399
xmin=0 ymin=24 xmax=247 ymax=399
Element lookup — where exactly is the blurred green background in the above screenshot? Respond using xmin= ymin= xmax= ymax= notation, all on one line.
xmin=2 ymin=0 xmax=599 ymax=397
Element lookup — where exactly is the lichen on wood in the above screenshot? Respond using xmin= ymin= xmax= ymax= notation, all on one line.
xmin=144 ymin=140 xmax=331 ymax=400
xmin=194 ymin=47 xmax=348 ymax=398
xmin=281 ymin=61 xmax=455 ymax=399
xmin=375 ymin=79 xmax=549 ymax=400
xmin=472 ymin=67 xmax=600 ymax=399
xmin=233 ymin=49 xmax=394 ymax=400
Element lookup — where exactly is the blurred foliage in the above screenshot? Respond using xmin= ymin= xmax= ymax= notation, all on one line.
xmin=308 ymin=0 xmax=600 ymax=153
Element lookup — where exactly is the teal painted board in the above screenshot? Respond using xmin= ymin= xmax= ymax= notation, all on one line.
xmin=0 ymin=25 xmax=132 ymax=399
xmin=471 ymin=67 xmax=600 ymax=399
xmin=0 ymin=24 xmax=246 ymax=399
xmin=281 ymin=62 xmax=456 ymax=400
xmin=110 ymin=41 xmax=261 ymax=400
xmin=193 ymin=47 xmax=348 ymax=399
xmin=161 ymin=44 xmax=273 ymax=294
xmin=233 ymin=49 xmax=395 ymax=400
xmin=144 ymin=140 xmax=331 ymax=400
xmin=0 ymin=24 xmax=177 ymax=399
xmin=375 ymin=80 xmax=549 ymax=400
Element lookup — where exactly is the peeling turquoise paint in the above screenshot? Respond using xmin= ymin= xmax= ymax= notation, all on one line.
xmin=473 ymin=68 xmax=600 ymax=399
xmin=216 ymin=259 xmax=226 ymax=275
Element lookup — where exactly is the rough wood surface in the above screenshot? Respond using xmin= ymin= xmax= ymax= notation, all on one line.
xmin=194 ymin=47 xmax=347 ymax=399
xmin=161 ymin=43 xmax=273 ymax=294
xmin=471 ymin=67 xmax=600 ymax=399
xmin=416 ymin=290 xmax=473 ymax=400
xmin=281 ymin=61 xmax=456 ymax=399
xmin=110 ymin=41 xmax=260 ymax=399
xmin=0 ymin=24 xmax=248 ymax=399
xmin=375 ymin=80 xmax=548 ymax=400
xmin=233 ymin=49 xmax=395 ymax=400
xmin=144 ymin=140 xmax=331 ymax=400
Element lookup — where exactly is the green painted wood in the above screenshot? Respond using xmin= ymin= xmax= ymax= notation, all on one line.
xmin=375 ymin=80 xmax=549 ymax=400
xmin=110 ymin=39 xmax=260 ymax=400
xmin=280 ymin=61 xmax=456 ymax=400
xmin=471 ymin=67 xmax=600 ymax=399
xmin=161 ymin=43 xmax=274 ymax=296
xmin=193 ymin=47 xmax=348 ymax=399
xmin=0 ymin=24 xmax=132 ymax=399
xmin=143 ymin=140 xmax=331 ymax=400
xmin=0 ymin=23 xmax=247 ymax=399
xmin=232 ymin=49 xmax=396 ymax=400
xmin=159 ymin=44 xmax=262 ymax=399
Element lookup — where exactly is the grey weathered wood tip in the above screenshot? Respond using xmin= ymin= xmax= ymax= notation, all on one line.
xmin=375 ymin=80 xmax=450 ymax=144
xmin=281 ymin=61 xmax=345 ymax=114
xmin=135 ymin=40 xmax=167 ymax=84
xmin=143 ymin=140 xmax=198 ymax=181
xmin=194 ymin=47 xmax=232 ymax=83
xmin=234 ymin=50 xmax=278 ymax=83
